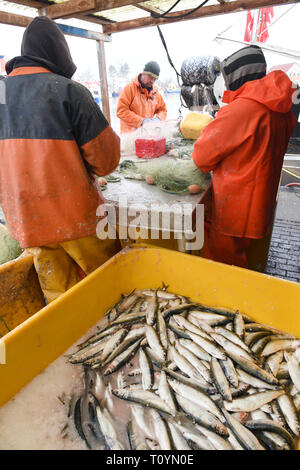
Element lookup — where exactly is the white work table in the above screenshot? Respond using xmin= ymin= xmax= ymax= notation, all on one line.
xmin=102 ymin=155 xmax=210 ymax=250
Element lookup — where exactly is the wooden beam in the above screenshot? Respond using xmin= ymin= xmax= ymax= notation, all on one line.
xmin=0 ymin=10 xmax=32 ymax=27
xmin=41 ymin=0 xmax=96 ymax=19
xmin=103 ymin=0 xmax=300 ymax=34
xmin=41 ymin=0 xmax=148 ymax=19
xmin=0 ymin=9 xmax=111 ymax=41
xmin=7 ymin=0 xmax=46 ymax=8
xmin=135 ymin=4 xmax=164 ymax=15
xmin=68 ymin=13 xmax=115 ymax=24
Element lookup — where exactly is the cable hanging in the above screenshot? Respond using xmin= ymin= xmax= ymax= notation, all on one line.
xmin=152 ymin=0 xmax=210 ymax=20
xmin=156 ymin=25 xmax=182 ymax=86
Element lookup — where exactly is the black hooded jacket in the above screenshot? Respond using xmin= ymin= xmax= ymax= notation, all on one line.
xmin=6 ymin=16 xmax=77 ymax=78
xmin=0 ymin=16 xmax=120 ymax=248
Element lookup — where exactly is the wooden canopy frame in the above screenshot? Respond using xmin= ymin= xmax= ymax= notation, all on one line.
xmin=0 ymin=0 xmax=299 ymax=122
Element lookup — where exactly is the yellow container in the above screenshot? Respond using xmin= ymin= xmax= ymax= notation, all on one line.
xmin=180 ymin=112 xmax=213 ymax=140
xmin=1 ymin=245 xmax=300 ymax=415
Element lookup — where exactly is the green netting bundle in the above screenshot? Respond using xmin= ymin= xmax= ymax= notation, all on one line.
xmin=0 ymin=223 xmax=23 ymax=265
xmin=119 ymin=159 xmax=211 ymax=194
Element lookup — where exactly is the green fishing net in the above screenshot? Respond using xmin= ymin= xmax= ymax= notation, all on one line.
xmin=119 ymin=159 xmax=211 ymax=194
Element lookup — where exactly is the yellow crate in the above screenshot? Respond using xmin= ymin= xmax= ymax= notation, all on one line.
xmin=1 ymin=245 xmax=300 ymax=424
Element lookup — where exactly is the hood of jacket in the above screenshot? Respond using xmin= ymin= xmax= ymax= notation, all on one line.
xmin=223 ymin=70 xmax=296 ymax=114
xmin=6 ymin=16 xmax=76 ymax=78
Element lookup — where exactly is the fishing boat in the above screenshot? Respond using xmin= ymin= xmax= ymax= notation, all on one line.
xmin=165 ymin=83 xmax=180 ymax=94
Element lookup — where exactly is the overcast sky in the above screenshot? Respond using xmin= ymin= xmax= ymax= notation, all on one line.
xmin=0 ymin=2 xmax=299 ymax=81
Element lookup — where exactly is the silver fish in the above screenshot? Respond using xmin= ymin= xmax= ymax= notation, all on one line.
xmin=226 ymin=352 xmax=279 ymax=385
xmin=244 ymin=331 xmax=271 ymax=347
xmin=211 ymin=333 xmax=255 ymax=363
xmin=127 ymin=419 xmax=148 ymax=450
xmin=195 ymin=424 xmax=233 ymax=450
xmin=214 ymin=326 xmax=251 ymax=353
xmin=236 ymin=368 xmax=279 ymax=390
xmin=188 ymin=310 xmax=229 ymax=327
xmin=158 ymin=370 xmax=177 ymax=413
xmin=139 ymin=348 xmax=153 ymax=390
xmin=103 ymin=338 xmax=142 ymax=376
xmin=178 ymin=338 xmax=211 ymax=362
xmin=186 ymin=331 xmax=226 ymax=360
xmin=116 ymin=291 xmax=141 ymax=313
xmin=168 ymin=421 xmax=192 ymax=450
xmin=168 ymin=378 xmax=224 ymax=423
xmin=145 ymin=325 xmax=166 ymax=362
xmin=233 ymin=311 xmax=245 ymax=338
xmin=162 ymin=303 xmax=198 ymax=319
xmin=284 ymin=351 xmax=300 ymax=392
xmin=223 ymin=390 xmax=285 ymax=413
xmin=146 ymin=290 xmax=158 ymax=326
xmin=210 ymin=357 xmax=232 ymax=402
xmin=277 ymin=393 xmax=300 ymax=437
xmin=131 ymin=405 xmax=154 ymax=440
xmin=157 ymin=309 xmax=168 ymax=351
xmin=263 ymin=351 xmax=284 ymax=376
xmin=261 ymin=339 xmax=300 ymax=356
xmin=76 ymin=325 xmax=121 ymax=350
xmin=222 ymin=409 xmax=265 ymax=450
xmin=163 ymin=367 xmax=216 ymax=395
xmin=170 ymin=345 xmax=201 ymax=379
xmin=150 ymin=409 xmax=173 ymax=450
xmin=95 ymin=404 xmax=125 ymax=450
xmin=175 ymin=341 xmax=212 ymax=384
xmin=173 ymin=315 xmax=213 ymax=341
xmin=220 ymin=357 xmax=239 ymax=388
xmin=244 ymin=419 xmax=295 ymax=450
xmin=112 ymin=388 xmax=176 ymax=416
xmin=172 ymin=422 xmax=215 ymax=450
xmin=101 ymin=328 xmax=129 ymax=362
xmin=69 ymin=337 xmax=108 ymax=364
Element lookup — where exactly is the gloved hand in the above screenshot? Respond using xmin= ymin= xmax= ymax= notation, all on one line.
xmin=142 ymin=118 xmax=152 ymax=126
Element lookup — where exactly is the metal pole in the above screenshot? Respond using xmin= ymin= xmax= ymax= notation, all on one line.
xmin=96 ymin=39 xmax=111 ymax=124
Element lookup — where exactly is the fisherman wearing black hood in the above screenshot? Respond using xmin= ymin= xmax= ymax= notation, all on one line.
xmin=0 ymin=17 xmax=121 ymax=302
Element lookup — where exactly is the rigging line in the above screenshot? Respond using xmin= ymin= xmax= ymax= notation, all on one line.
xmin=157 ymin=25 xmax=182 ymax=87
xmin=256 ymin=3 xmax=297 ymax=41
xmin=151 ymin=0 xmax=182 ymax=18
xmin=216 ymin=16 xmax=244 ymax=38
xmin=155 ymin=0 xmax=210 ymax=21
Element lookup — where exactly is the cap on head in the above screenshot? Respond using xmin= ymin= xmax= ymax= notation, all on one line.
xmin=143 ymin=61 xmax=160 ymax=79
xmin=220 ymin=45 xmax=266 ymax=91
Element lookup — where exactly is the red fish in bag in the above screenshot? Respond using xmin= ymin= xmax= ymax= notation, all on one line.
xmin=135 ymin=136 xmax=166 ymax=159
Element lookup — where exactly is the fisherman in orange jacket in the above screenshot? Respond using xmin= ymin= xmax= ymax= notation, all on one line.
xmin=0 ymin=17 xmax=121 ymax=302
xmin=117 ymin=61 xmax=167 ymax=134
xmin=192 ymin=45 xmax=296 ymax=269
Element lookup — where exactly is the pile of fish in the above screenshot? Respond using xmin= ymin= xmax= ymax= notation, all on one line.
xmin=65 ymin=288 xmax=300 ymax=450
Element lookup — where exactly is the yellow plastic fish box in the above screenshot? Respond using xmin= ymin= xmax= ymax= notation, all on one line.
xmin=1 ymin=245 xmax=300 ymax=419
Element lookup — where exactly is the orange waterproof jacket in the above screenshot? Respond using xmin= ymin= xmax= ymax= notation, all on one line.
xmin=192 ymin=71 xmax=296 ymax=239
xmin=116 ymin=75 xmax=167 ymax=133
xmin=0 ymin=67 xmax=120 ymax=248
